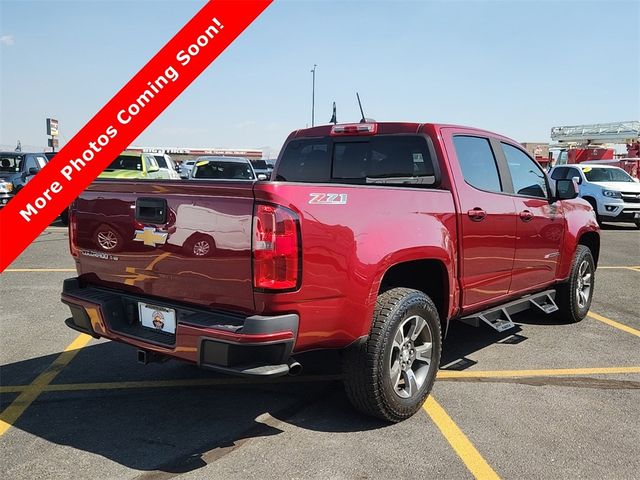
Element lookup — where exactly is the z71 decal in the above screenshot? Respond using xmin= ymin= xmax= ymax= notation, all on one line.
xmin=308 ymin=193 xmax=348 ymax=205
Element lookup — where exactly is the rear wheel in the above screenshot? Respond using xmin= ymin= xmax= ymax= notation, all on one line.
xmin=342 ymin=287 xmax=441 ymax=422
xmin=634 ymin=220 xmax=640 ymax=230
xmin=555 ymin=245 xmax=595 ymax=323
xmin=93 ymin=224 xmax=123 ymax=252
xmin=183 ymin=234 xmax=215 ymax=257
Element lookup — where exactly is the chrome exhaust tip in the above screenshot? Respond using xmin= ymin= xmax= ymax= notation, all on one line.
xmin=287 ymin=358 xmax=303 ymax=376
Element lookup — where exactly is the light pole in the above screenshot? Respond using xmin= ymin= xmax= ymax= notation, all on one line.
xmin=311 ymin=64 xmax=317 ymax=127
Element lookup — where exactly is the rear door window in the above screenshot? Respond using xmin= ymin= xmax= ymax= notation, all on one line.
xmin=453 ymin=136 xmax=503 ymax=193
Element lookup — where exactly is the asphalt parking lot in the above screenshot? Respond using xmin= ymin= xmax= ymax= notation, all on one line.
xmin=1 ymin=222 xmax=639 ymax=479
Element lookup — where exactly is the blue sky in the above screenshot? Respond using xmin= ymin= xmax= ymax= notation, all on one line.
xmin=1 ymin=0 xmax=638 ymax=155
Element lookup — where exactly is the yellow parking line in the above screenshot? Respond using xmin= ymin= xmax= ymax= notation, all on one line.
xmin=3 ymin=268 xmax=76 ymax=272
xmin=424 ymin=396 xmax=500 ymax=480
xmin=598 ymin=266 xmax=640 ymax=269
xmin=0 ymin=334 xmax=91 ymax=437
xmin=437 ymin=366 xmax=640 ymax=379
xmin=588 ymin=311 xmax=640 ymax=338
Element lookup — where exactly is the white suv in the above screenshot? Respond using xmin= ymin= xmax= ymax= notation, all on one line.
xmin=550 ymin=164 xmax=640 ymax=228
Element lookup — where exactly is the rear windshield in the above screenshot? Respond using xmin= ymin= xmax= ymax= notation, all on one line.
xmin=276 ymin=135 xmax=435 ymax=186
xmin=192 ymin=161 xmax=255 ymax=180
xmin=0 ymin=154 xmax=23 ymax=172
xmin=108 ymin=155 xmax=142 ymax=171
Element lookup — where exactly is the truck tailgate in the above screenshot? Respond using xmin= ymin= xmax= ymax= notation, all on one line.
xmin=72 ymin=181 xmax=255 ymax=313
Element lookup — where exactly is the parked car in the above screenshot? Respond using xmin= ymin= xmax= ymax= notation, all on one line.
xmin=190 ymin=156 xmax=258 ymax=180
xmin=62 ymin=121 xmax=599 ymax=422
xmin=0 ymin=151 xmax=48 ymax=207
xmin=249 ymin=159 xmax=273 ymax=179
xmin=178 ymin=159 xmax=197 ymax=179
xmin=98 ymin=152 xmax=173 ymax=180
xmin=151 ymin=153 xmax=181 ymax=180
xmin=550 ymin=164 xmax=640 ymax=228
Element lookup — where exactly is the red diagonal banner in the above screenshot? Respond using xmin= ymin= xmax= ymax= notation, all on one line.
xmin=0 ymin=0 xmax=272 ymax=271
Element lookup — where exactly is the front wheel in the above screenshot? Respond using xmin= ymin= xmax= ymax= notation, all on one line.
xmin=342 ymin=287 xmax=441 ymax=422
xmin=555 ymin=245 xmax=595 ymax=323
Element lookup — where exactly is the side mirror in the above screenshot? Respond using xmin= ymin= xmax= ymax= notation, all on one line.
xmin=556 ymin=179 xmax=579 ymax=200
xmin=257 ymin=173 xmax=268 ymax=181
xmin=147 ymin=164 xmax=159 ymax=173
xmin=633 ymin=177 xmax=639 ymax=183
xmin=571 ymin=175 xmax=582 ymax=185
xmin=28 ymin=167 xmax=38 ymax=175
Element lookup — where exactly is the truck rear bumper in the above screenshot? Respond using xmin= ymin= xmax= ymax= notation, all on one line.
xmin=61 ymin=278 xmax=299 ymax=377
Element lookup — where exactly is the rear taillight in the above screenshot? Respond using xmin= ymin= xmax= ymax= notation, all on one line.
xmin=68 ymin=205 xmax=78 ymax=258
xmin=253 ymin=203 xmax=300 ymax=291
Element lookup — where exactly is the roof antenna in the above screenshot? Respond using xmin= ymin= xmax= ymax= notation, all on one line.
xmin=356 ymin=92 xmax=366 ymax=123
xmin=330 ymin=101 xmax=337 ymax=124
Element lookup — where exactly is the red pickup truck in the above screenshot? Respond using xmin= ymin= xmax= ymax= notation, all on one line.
xmin=62 ymin=122 xmax=600 ymax=421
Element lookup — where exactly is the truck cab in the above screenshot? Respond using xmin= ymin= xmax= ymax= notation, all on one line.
xmin=0 ymin=151 xmax=48 ymax=207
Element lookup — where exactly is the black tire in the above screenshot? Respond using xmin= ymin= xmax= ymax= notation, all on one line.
xmin=342 ymin=287 xmax=442 ymax=423
xmin=92 ymin=224 xmax=123 ymax=252
xmin=634 ymin=220 xmax=640 ymax=230
xmin=183 ymin=234 xmax=215 ymax=257
xmin=555 ymin=245 xmax=595 ymax=323
xmin=585 ymin=198 xmax=603 ymax=227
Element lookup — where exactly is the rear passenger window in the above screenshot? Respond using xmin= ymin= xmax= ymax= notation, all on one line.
xmin=276 ymin=140 xmax=330 ymax=182
xmin=453 ymin=136 xmax=502 ymax=193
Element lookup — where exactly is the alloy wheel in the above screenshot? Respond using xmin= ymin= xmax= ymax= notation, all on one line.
xmin=97 ymin=230 xmax=118 ymax=250
xmin=193 ymin=240 xmax=210 ymax=256
xmin=575 ymin=260 xmax=592 ymax=309
xmin=389 ymin=314 xmax=434 ymax=399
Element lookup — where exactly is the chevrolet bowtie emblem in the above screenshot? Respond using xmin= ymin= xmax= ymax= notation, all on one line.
xmin=133 ymin=227 xmax=168 ymax=247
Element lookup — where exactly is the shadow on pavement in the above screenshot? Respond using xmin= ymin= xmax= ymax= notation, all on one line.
xmin=0 ymin=308 xmax=566 ymax=474
xmin=0 ymin=341 xmax=382 ymax=474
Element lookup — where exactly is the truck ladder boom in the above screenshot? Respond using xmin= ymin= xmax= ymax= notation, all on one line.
xmin=551 ymin=121 xmax=640 ymax=143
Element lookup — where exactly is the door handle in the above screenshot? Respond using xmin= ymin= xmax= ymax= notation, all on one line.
xmin=467 ymin=208 xmax=486 ymax=221
xmin=519 ymin=210 xmax=534 ymax=222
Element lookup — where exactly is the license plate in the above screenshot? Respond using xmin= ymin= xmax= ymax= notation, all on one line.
xmin=138 ymin=303 xmax=176 ymax=334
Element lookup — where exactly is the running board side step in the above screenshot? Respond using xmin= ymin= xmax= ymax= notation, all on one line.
xmin=460 ymin=289 xmax=558 ymax=332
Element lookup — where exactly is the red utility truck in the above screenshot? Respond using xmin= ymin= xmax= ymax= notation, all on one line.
xmin=62 ymin=122 xmax=600 ymax=421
